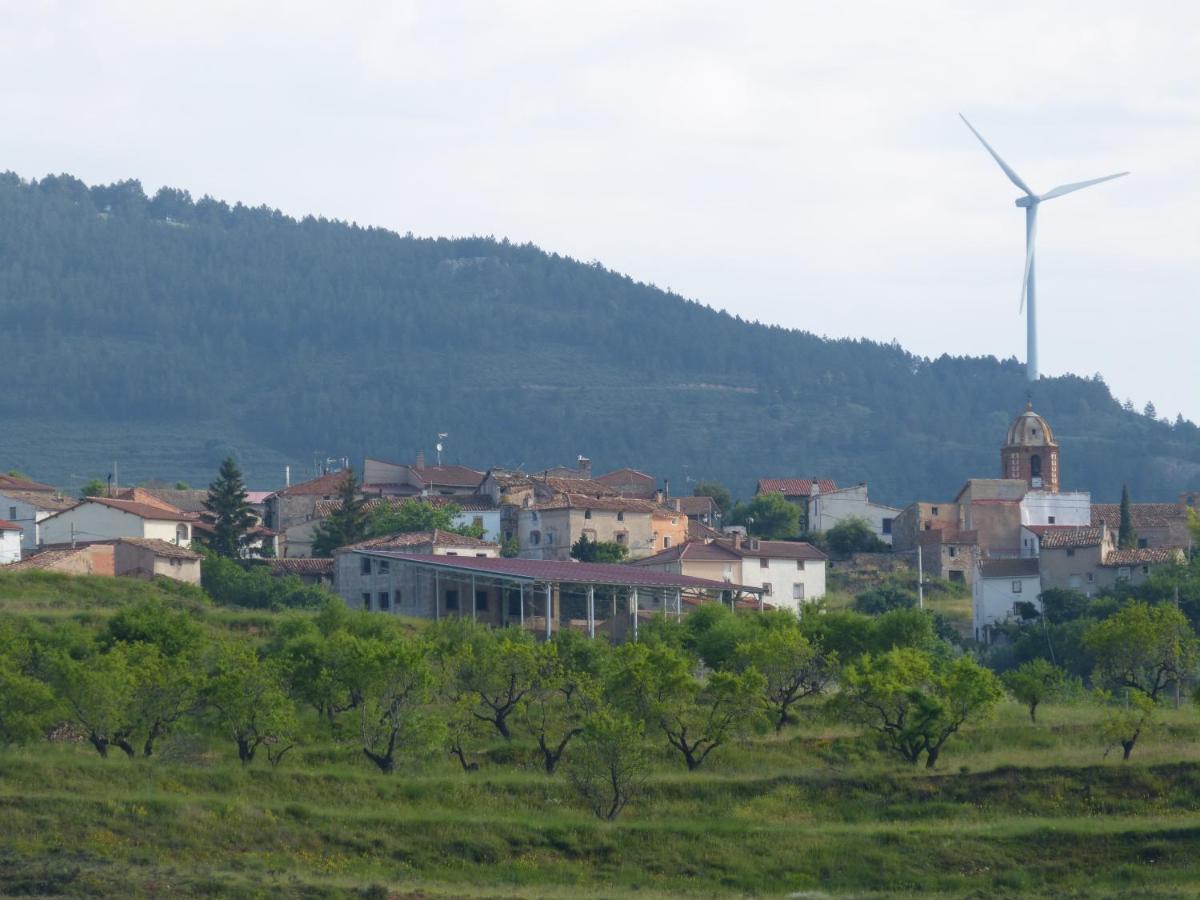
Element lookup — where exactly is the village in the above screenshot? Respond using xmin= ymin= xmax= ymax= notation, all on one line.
xmin=2 ymin=401 xmax=1195 ymax=643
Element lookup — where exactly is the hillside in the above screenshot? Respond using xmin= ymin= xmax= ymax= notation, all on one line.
xmin=1 ymin=172 xmax=1197 ymax=503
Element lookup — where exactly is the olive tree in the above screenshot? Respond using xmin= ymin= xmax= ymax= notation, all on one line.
xmin=1002 ymin=658 xmax=1066 ymax=723
xmin=735 ymin=627 xmax=837 ymax=732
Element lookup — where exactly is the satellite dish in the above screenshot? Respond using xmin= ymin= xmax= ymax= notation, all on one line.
xmin=436 ymin=442 xmax=443 ymax=453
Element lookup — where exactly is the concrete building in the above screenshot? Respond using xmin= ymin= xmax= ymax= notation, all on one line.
xmin=1020 ymin=490 xmax=1091 ymax=528
xmin=38 ymin=497 xmax=194 ymax=548
xmin=361 ymin=454 xmax=484 ymax=498
xmin=113 ymin=538 xmax=202 ymax=585
xmin=809 ymin=483 xmax=901 ymax=545
xmin=0 ymin=489 xmax=77 ymax=552
xmin=595 ymin=468 xmax=657 ymax=499
xmin=0 ymin=520 xmax=21 ymax=564
xmin=972 ymin=558 xmax=1041 ymax=642
xmin=335 ymin=550 xmax=764 ymax=640
xmin=264 ymin=470 xmax=352 ymax=534
xmin=1033 ymin=522 xmax=1183 ymax=597
xmin=632 ymin=535 xmax=828 ymax=613
xmin=755 ymin=478 xmax=839 ymax=531
xmin=1089 ymin=500 xmax=1194 ymax=551
xmin=516 ymin=495 xmax=688 ymax=561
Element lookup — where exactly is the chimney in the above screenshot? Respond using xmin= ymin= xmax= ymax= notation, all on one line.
xmin=415 ymin=450 xmax=426 ymax=470
xmin=732 ymin=532 xmax=743 ymax=550
xmin=663 ymin=478 xmax=670 ymax=497
xmin=577 ymin=456 xmax=592 ymax=479
xmin=655 ymin=489 xmax=664 ymax=505
xmin=810 ymin=477 xmax=821 ymax=498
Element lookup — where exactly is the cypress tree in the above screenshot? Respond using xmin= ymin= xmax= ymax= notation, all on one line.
xmin=312 ymin=469 xmax=368 ymax=557
xmin=1118 ymin=484 xmax=1138 ymax=550
xmin=202 ymin=457 xmax=256 ymax=558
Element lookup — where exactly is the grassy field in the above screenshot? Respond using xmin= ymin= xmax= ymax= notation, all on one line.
xmin=4 ymin=573 xmax=1200 ymax=897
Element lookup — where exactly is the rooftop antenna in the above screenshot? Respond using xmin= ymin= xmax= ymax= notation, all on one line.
xmin=960 ymin=114 xmax=1127 ymax=382
xmin=436 ymin=433 xmax=448 ymax=467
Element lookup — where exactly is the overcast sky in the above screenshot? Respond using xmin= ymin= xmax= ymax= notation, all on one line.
xmin=4 ymin=2 xmax=1197 ymax=420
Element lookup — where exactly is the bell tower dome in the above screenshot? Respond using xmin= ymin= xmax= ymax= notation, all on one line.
xmin=1001 ymin=401 xmax=1059 ymax=492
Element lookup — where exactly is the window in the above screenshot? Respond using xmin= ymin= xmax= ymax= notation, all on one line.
xmin=362 ymin=592 xmax=372 ymax=610
xmin=931 ymin=506 xmax=939 ymax=516
xmin=378 ymin=592 xmax=391 ymax=611
xmin=796 ymin=560 xmax=805 ymax=571
xmin=949 ymin=571 xmax=965 ymax=584
xmin=948 ymin=546 xmax=957 ymax=558
xmin=663 ymin=536 xmax=671 ymax=549
xmin=924 ymin=522 xmax=932 ymax=531
xmin=445 ymin=551 xmax=458 ymax=556
xmin=762 ymin=582 xmax=772 ymax=595
xmin=473 ymin=516 xmax=484 ymax=530
xmin=544 ymin=531 xmax=555 ymax=546
xmin=445 ymin=589 xmax=460 ymax=611
xmin=507 ymin=591 xmax=522 ymax=616
xmin=1142 ymin=565 xmax=1150 ymax=575
xmin=1087 ymin=572 xmax=1094 ymax=583
xmin=476 ymin=590 xmax=489 ymax=612
xmin=1138 ymin=538 xmax=1148 ymax=549
xmin=378 ymin=559 xmax=390 ymax=573
xmin=760 ymin=557 xmax=769 ymax=569
xmin=1048 ymin=516 xmax=1056 ymax=524
xmin=1118 ymin=567 xmax=1131 ymax=580
xmin=1069 ymin=575 xmax=1082 ymax=588
xmin=882 ymin=518 xmax=893 ymax=535
xmin=361 ymin=557 xmax=371 ymax=575
xmin=176 ymin=524 xmax=189 ymax=544
xmin=584 ymin=509 xmax=592 ymax=519
xmin=476 ymin=552 xmax=488 ymax=558
xmin=530 ymin=530 xmax=541 ymax=545
xmin=1031 ymin=455 xmax=1042 ymax=478
xmin=7 ymin=506 xmax=15 ymax=520
xmin=617 ymin=511 xmax=625 ymax=522
xmin=1066 ymin=548 xmax=1075 ymax=557
xmin=615 ymin=531 xmax=628 ymax=545
xmin=1012 ymin=580 xmax=1023 ymax=593
xmin=792 ymin=583 xmax=805 ymax=601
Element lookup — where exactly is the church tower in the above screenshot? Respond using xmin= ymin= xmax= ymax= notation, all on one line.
xmin=1001 ymin=401 xmax=1059 ymax=492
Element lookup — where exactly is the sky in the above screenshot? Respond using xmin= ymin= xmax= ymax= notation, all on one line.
xmin=3 ymin=1 xmax=1197 ymax=420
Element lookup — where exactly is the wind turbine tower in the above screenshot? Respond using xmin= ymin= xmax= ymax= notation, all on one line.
xmin=960 ymin=115 xmax=1127 ymax=382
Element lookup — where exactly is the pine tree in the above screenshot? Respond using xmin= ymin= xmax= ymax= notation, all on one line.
xmin=312 ymin=469 xmax=368 ymax=557
xmin=1144 ymin=401 xmax=1158 ymax=419
xmin=1118 ymin=483 xmax=1138 ymax=550
xmin=202 ymin=457 xmax=256 ymax=558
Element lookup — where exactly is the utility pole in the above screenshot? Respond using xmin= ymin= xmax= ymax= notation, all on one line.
xmin=1175 ymin=585 xmax=1182 ymax=709
xmin=917 ymin=544 xmax=925 ymax=610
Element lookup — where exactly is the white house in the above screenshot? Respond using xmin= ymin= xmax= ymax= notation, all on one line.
xmin=808 ymin=483 xmax=901 ymax=545
xmin=0 ymin=490 xmax=78 ymax=552
xmin=1020 ymin=490 xmax=1091 ymax=528
xmin=0 ymin=520 xmax=22 ymax=564
xmin=38 ymin=497 xmax=194 ymax=548
xmin=972 ymin=557 xmax=1041 ymax=643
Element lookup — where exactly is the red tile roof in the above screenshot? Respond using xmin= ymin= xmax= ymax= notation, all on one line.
xmin=38 ymin=497 xmax=196 ymax=523
xmin=1102 ymin=548 xmax=1182 ymax=567
xmin=8 ymin=547 xmax=91 ymax=570
xmin=669 ymin=496 xmax=716 ymax=517
xmin=269 ymin=558 xmax=335 ymax=575
xmin=532 ymin=494 xmax=676 ymax=515
xmin=0 ymin=490 xmax=78 ymax=511
xmin=358 ymin=552 xmax=766 ymax=594
xmin=688 ymin=519 xmax=722 ymax=540
xmin=717 ymin=538 xmax=828 ymax=561
xmin=0 ymin=519 xmax=22 ymax=532
xmin=0 ymin=474 xmax=55 ymax=493
xmin=277 ymin=471 xmax=352 ymax=497
xmin=630 ymin=541 xmax=742 ymax=565
xmin=756 ymin=479 xmax=838 ymax=497
xmin=1037 ymin=526 xmax=1103 ymax=549
xmin=116 ymin=537 xmax=202 ymax=560
xmin=1091 ymin=504 xmax=1186 ymax=529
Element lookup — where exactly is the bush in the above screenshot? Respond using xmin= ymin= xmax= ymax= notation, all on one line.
xmin=201 ymin=554 xmax=329 ymax=609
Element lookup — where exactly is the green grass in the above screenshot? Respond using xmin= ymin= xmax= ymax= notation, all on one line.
xmin=4 ymin=573 xmax=1200 ymax=897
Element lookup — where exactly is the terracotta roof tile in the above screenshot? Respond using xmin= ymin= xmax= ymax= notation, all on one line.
xmin=1091 ymin=504 xmax=1185 ymax=529
xmin=277 ymin=471 xmax=352 ymax=497
xmin=8 ymin=547 xmax=91 ymax=570
xmin=1102 ymin=548 xmax=1182 ymax=566
xmin=532 ymin=494 xmax=676 ymax=514
xmin=0 ymin=519 xmax=22 ymax=532
xmin=338 ymin=529 xmax=500 ymax=553
xmin=413 ymin=466 xmax=484 ymax=488
xmin=269 ymin=558 xmax=335 ymax=575
xmin=116 ymin=537 xmax=202 ymax=560
xmin=0 ymin=474 xmax=55 ymax=493
xmin=1037 ymin=526 xmax=1103 ymax=549
xmin=0 ymin=490 xmax=78 ymax=511
xmin=756 ymin=479 xmax=839 ymax=497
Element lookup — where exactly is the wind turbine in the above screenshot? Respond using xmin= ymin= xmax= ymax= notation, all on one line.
xmin=960 ymin=114 xmax=1127 ymax=382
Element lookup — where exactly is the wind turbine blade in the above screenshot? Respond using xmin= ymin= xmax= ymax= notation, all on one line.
xmin=1039 ymin=171 xmax=1129 ymax=201
xmin=960 ymin=114 xmax=1035 ymax=196
xmin=1020 ymin=206 xmax=1037 ymax=315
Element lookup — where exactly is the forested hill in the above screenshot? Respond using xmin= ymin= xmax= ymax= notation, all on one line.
xmin=1 ymin=172 xmax=1196 ymax=504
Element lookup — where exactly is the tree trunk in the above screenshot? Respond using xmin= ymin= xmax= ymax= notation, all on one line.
xmin=924 ymin=745 xmax=940 ymax=769
xmin=363 ymin=748 xmax=395 ymax=774
xmin=89 ymin=734 xmax=109 ymax=758
xmin=1029 ymin=702 xmax=1038 ymax=724
xmin=237 ymin=736 xmax=257 ymax=765
xmin=114 ymin=738 xmax=136 ymax=760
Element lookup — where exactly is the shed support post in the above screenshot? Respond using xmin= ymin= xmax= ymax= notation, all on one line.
xmin=519 ymin=583 xmax=525 ymax=628
xmin=632 ymin=587 xmax=639 ymax=642
xmin=434 ymin=570 xmax=440 ymax=621
xmin=546 ymin=584 xmax=553 ymax=639
xmin=675 ymin=588 xmax=682 ymax=622
xmin=471 ymin=575 xmax=477 ymax=622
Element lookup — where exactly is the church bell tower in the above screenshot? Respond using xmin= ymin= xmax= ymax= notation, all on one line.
xmin=1001 ymin=401 xmax=1059 ymax=492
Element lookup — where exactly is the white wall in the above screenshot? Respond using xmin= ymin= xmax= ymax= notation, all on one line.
xmin=39 ymin=503 xmax=191 ymax=547
xmin=973 ymin=574 xmax=1041 ymax=641
xmin=0 ymin=492 xmax=50 ymax=552
xmin=1020 ymin=491 xmax=1090 ymax=527
xmin=750 ymin=556 xmax=826 ymax=612
xmin=452 ymin=509 xmax=502 ymax=544
xmin=0 ymin=528 xmax=21 ymax=564
xmin=811 ymin=484 xmax=901 ymax=545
